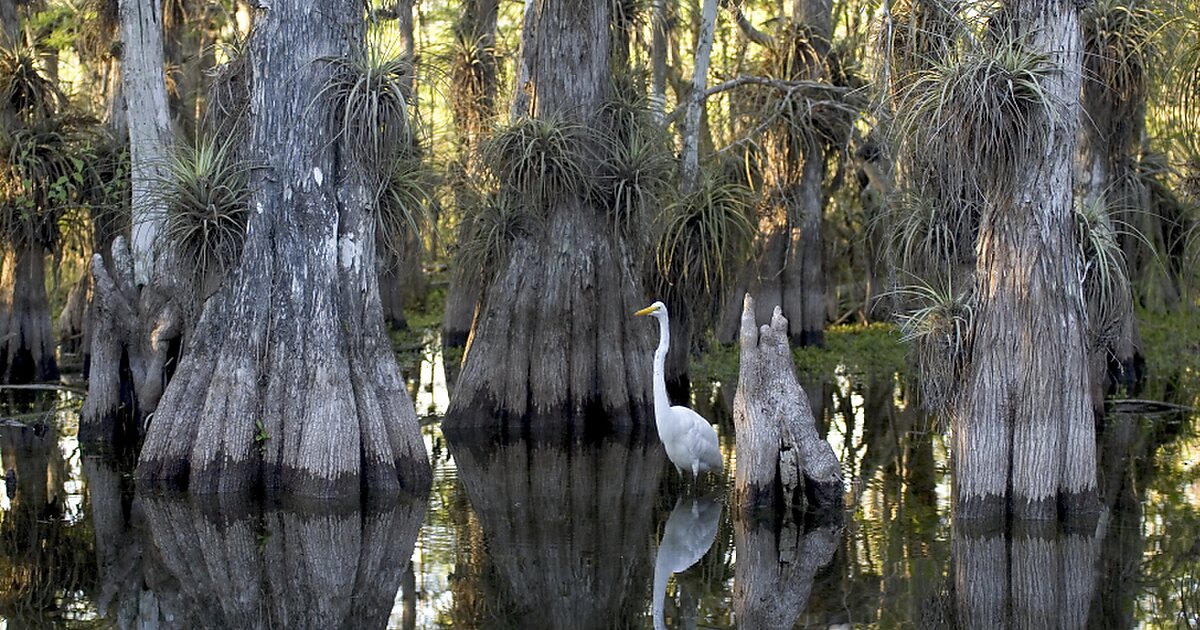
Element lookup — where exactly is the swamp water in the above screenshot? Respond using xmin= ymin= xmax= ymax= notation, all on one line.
xmin=0 ymin=334 xmax=1197 ymax=629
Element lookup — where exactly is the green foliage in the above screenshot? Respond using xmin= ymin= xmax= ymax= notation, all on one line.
xmin=597 ymin=99 xmax=675 ymax=244
xmin=254 ymin=419 xmax=270 ymax=454
xmin=447 ymin=33 xmax=499 ymax=137
xmin=1082 ymin=0 xmax=1157 ymax=114
xmin=203 ymin=39 xmax=250 ymax=140
xmin=159 ymin=137 xmax=251 ymax=278
xmin=0 ymin=115 xmax=95 ymax=247
xmin=318 ymin=40 xmax=414 ymax=167
xmin=882 ymin=189 xmax=974 ymax=279
xmin=483 ymin=113 xmax=591 ymax=209
xmin=692 ymin=323 xmax=907 ymax=386
xmin=655 ymin=174 xmax=755 ymax=299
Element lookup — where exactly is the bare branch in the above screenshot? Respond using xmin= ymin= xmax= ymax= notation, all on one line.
xmin=731 ymin=6 xmax=773 ymax=48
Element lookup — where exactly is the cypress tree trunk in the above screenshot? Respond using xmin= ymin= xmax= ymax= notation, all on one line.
xmin=82 ymin=0 xmax=181 ymax=445
xmin=445 ymin=0 xmax=654 ymax=425
xmin=442 ymin=0 xmax=499 ymax=350
xmin=0 ymin=0 xmax=18 ymax=48
xmin=742 ymin=0 xmax=834 ymax=348
xmin=953 ymin=0 xmax=1096 ymax=521
xmin=734 ymin=295 xmax=842 ymax=514
xmin=0 ymin=243 xmax=58 ymax=382
xmin=136 ymin=0 xmax=431 ymax=496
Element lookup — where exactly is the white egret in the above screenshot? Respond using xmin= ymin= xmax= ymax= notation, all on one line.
xmin=634 ymin=301 xmax=723 ymax=479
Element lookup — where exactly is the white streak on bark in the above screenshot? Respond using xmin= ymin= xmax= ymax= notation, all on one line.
xmin=679 ymin=0 xmax=719 ymax=193
xmin=119 ymin=0 xmax=172 ymax=286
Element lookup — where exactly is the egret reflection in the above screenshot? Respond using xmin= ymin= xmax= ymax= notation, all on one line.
xmin=652 ymin=496 xmax=722 ymax=630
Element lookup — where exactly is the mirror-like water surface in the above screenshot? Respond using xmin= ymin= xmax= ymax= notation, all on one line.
xmin=0 ymin=337 xmax=1197 ymax=629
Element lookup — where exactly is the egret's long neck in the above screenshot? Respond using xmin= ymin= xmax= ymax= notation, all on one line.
xmin=653 ymin=315 xmax=671 ymax=422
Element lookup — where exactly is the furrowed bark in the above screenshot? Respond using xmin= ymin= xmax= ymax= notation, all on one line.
xmin=82 ymin=0 xmax=181 ymax=446
xmin=136 ymin=0 xmax=431 ymax=497
xmin=734 ymin=294 xmax=842 ymax=515
xmin=446 ymin=0 xmax=654 ymax=425
xmin=953 ymin=0 xmax=1097 ymax=521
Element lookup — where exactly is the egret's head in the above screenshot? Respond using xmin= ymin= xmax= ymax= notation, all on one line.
xmin=634 ymin=301 xmax=667 ymax=319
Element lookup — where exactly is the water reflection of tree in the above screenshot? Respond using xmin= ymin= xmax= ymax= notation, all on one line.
xmin=0 ymin=424 xmax=97 ymax=626
xmin=445 ymin=428 xmax=664 ymax=629
xmin=124 ymin=492 xmax=425 ymax=628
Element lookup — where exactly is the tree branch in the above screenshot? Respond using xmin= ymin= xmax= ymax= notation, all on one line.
xmin=731 ymin=6 xmax=773 ymax=48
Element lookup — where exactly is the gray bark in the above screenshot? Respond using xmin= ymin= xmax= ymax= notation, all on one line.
xmin=119 ymin=0 xmax=171 ymax=285
xmin=733 ymin=294 xmax=842 ymax=514
xmin=1078 ymin=3 xmax=1146 ymax=403
xmin=135 ymin=0 xmax=431 ymax=497
xmin=1 ymin=0 xmax=18 ymax=48
xmin=446 ymin=432 xmax=663 ymax=628
xmin=650 ymin=0 xmax=668 ymax=120
xmin=446 ymin=0 xmax=654 ymax=424
xmin=82 ymin=0 xmax=183 ymax=445
xmin=442 ymin=0 xmax=499 ymax=349
xmin=0 ymin=244 xmax=58 ymax=382
xmin=378 ymin=0 xmax=424 ymax=330
xmin=54 ymin=272 xmax=90 ymax=366
xmin=679 ymin=0 xmax=719 ymax=193
xmin=953 ymin=0 xmax=1097 ymax=521
xmin=81 ymin=238 xmax=181 ymax=444
xmin=746 ymin=0 xmax=833 ymax=348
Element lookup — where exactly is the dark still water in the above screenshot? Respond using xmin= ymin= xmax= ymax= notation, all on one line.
xmin=1 ymin=341 xmax=1197 ymax=629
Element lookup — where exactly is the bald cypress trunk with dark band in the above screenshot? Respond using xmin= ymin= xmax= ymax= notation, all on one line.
xmin=136 ymin=0 xmax=430 ymax=497
xmin=445 ymin=0 xmax=654 ymax=427
xmin=952 ymin=0 xmax=1096 ymax=521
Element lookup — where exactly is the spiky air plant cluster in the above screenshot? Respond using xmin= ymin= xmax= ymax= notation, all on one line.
xmin=320 ymin=39 xmax=435 ymax=266
xmin=319 ymin=41 xmax=415 ymax=167
xmin=881 ymin=0 xmax=962 ymax=91
xmin=157 ymin=137 xmax=251 ymax=280
xmin=744 ymin=25 xmax=861 ymax=170
xmin=654 ymin=174 xmax=755 ymax=304
xmin=0 ymin=47 xmax=66 ymax=122
xmin=454 ymin=186 xmax=540 ymax=285
xmin=895 ymin=278 xmax=973 ymax=412
xmin=0 ymin=47 xmax=97 ymax=250
xmin=482 ymin=113 xmax=593 ymax=212
xmin=1082 ymin=0 xmax=1156 ymax=123
xmin=202 ymin=38 xmax=250 ymax=141
xmin=1073 ymin=199 xmax=1133 ymax=346
xmin=880 ymin=6 xmax=1064 ymax=413
xmin=596 ymin=96 xmax=674 ymax=250
xmin=893 ymin=32 xmax=1056 ymax=202
xmin=448 ymin=33 xmax=499 ymax=148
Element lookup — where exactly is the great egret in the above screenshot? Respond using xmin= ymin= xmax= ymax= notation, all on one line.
xmin=634 ymin=301 xmax=723 ymax=479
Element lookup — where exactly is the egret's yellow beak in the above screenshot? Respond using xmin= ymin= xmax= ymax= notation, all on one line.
xmin=634 ymin=305 xmax=657 ymax=316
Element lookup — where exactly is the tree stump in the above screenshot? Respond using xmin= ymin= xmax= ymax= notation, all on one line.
xmin=733 ymin=294 xmax=842 ymax=515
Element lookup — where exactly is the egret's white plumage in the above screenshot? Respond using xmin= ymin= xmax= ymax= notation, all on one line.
xmin=635 ymin=301 xmax=723 ymax=479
